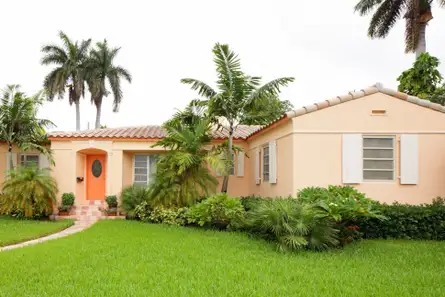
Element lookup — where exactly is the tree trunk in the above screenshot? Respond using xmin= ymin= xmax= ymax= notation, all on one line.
xmin=95 ymin=100 xmax=102 ymax=129
xmin=416 ymin=22 xmax=427 ymax=58
xmin=75 ymin=100 xmax=81 ymax=131
xmin=8 ymin=143 xmax=13 ymax=170
xmin=220 ymin=131 xmax=233 ymax=193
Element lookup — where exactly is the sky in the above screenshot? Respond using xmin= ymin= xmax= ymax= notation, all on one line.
xmin=1 ymin=0 xmax=445 ymax=132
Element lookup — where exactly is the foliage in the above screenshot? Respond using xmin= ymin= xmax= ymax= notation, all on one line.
xmin=241 ymin=97 xmax=293 ymax=125
xmin=181 ymin=43 xmax=294 ymax=192
xmin=240 ymin=195 xmax=270 ymax=211
xmin=354 ymin=0 xmax=444 ymax=53
xmin=0 ymin=167 xmax=58 ymax=218
xmin=0 ymin=85 xmax=54 ymax=167
xmin=134 ymin=201 xmax=152 ymax=221
xmin=358 ymin=197 xmax=445 ymax=240
xmin=120 ymin=185 xmax=150 ymax=218
xmin=148 ymin=117 xmax=221 ymax=206
xmin=61 ymin=193 xmax=75 ymax=206
xmin=243 ymin=198 xmax=339 ymax=251
xmin=105 ymin=195 xmax=118 ymax=208
xmin=186 ymin=193 xmax=245 ymax=229
xmin=397 ymin=53 xmax=445 ymax=101
xmin=135 ymin=202 xmax=187 ymax=226
xmin=41 ymin=31 xmax=91 ymax=130
xmin=86 ymin=39 xmax=132 ymax=128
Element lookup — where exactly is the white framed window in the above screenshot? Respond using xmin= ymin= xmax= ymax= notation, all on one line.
xmin=262 ymin=145 xmax=269 ymax=182
xmin=362 ymin=136 xmax=395 ymax=181
xmin=20 ymin=154 xmax=39 ymax=168
xmin=133 ymin=154 xmax=158 ymax=186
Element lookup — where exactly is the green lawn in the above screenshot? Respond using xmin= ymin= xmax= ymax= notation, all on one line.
xmin=0 ymin=215 xmax=73 ymax=247
xmin=0 ymin=220 xmax=444 ymax=297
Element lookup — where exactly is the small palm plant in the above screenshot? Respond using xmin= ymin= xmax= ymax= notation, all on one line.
xmin=0 ymin=167 xmax=58 ymax=218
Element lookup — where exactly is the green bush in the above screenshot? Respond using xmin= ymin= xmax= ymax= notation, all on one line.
xmin=135 ymin=202 xmax=187 ymax=226
xmin=105 ymin=195 xmax=118 ymax=208
xmin=120 ymin=185 xmax=150 ymax=218
xmin=240 ymin=196 xmax=269 ymax=211
xmin=187 ymin=193 xmax=245 ymax=229
xmin=61 ymin=193 xmax=75 ymax=206
xmin=244 ymin=198 xmax=339 ymax=251
xmin=134 ymin=201 xmax=152 ymax=221
xmin=358 ymin=198 xmax=445 ymax=240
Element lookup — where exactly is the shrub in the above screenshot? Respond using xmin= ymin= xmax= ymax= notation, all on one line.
xmin=120 ymin=185 xmax=150 ymax=218
xmin=105 ymin=195 xmax=118 ymax=208
xmin=135 ymin=202 xmax=187 ymax=226
xmin=240 ymin=196 xmax=269 ymax=211
xmin=187 ymin=193 xmax=245 ymax=229
xmin=244 ymin=198 xmax=339 ymax=251
xmin=61 ymin=193 xmax=75 ymax=206
xmin=358 ymin=197 xmax=445 ymax=240
xmin=0 ymin=167 xmax=58 ymax=218
xmin=134 ymin=201 xmax=152 ymax=221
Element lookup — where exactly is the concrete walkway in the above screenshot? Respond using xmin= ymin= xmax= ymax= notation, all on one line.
xmin=0 ymin=219 xmax=96 ymax=252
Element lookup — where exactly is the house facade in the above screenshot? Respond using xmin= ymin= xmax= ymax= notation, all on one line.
xmin=3 ymin=83 xmax=445 ymax=206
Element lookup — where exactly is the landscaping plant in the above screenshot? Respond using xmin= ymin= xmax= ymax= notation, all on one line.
xmin=59 ymin=192 xmax=75 ymax=214
xmin=105 ymin=195 xmax=118 ymax=215
xmin=120 ymin=185 xmax=150 ymax=218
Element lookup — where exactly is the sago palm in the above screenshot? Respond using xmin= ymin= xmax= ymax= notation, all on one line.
xmin=181 ymin=43 xmax=294 ymax=192
xmin=41 ymin=31 xmax=91 ymax=130
xmin=354 ymin=0 xmax=445 ymax=56
xmin=0 ymin=85 xmax=54 ymax=169
xmin=86 ymin=40 xmax=132 ymax=129
xmin=0 ymin=167 xmax=58 ymax=218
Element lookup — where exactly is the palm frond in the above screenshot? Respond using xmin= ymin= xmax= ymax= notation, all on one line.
xmin=354 ymin=0 xmax=385 ymax=15
xmin=180 ymin=78 xmax=217 ymax=99
xmin=247 ymin=77 xmax=295 ymax=104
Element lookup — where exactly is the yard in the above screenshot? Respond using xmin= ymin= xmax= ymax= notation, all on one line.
xmin=0 ymin=215 xmax=73 ymax=247
xmin=0 ymin=220 xmax=444 ymax=297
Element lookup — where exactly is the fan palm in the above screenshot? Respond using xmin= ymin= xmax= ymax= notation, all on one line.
xmin=181 ymin=43 xmax=294 ymax=192
xmin=86 ymin=40 xmax=132 ymax=129
xmin=0 ymin=85 xmax=54 ymax=169
xmin=41 ymin=31 xmax=91 ymax=130
xmin=354 ymin=0 xmax=445 ymax=56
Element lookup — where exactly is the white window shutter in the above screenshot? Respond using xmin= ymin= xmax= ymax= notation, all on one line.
xmin=269 ymin=140 xmax=277 ymax=184
xmin=39 ymin=154 xmax=50 ymax=169
xmin=255 ymin=149 xmax=260 ymax=184
xmin=400 ymin=134 xmax=418 ymax=184
xmin=6 ymin=153 xmax=11 ymax=171
xmin=342 ymin=134 xmax=362 ymax=184
xmin=237 ymin=152 xmax=244 ymax=177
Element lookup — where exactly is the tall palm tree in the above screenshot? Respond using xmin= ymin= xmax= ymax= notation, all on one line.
xmin=41 ymin=31 xmax=91 ymax=130
xmin=0 ymin=85 xmax=54 ymax=169
xmin=181 ymin=43 xmax=294 ymax=192
xmin=355 ymin=0 xmax=445 ymax=57
xmin=86 ymin=40 xmax=132 ymax=129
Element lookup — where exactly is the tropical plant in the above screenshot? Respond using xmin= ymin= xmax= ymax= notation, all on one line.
xmin=244 ymin=198 xmax=339 ymax=251
xmin=120 ymin=185 xmax=150 ymax=218
xmin=149 ymin=117 xmax=222 ymax=206
xmin=105 ymin=195 xmax=118 ymax=208
xmin=181 ymin=43 xmax=294 ymax=192
xmin=41 ymin=31 xmax=91 ymax=130
xmin=397 ymin=52 xmax=445 ymax=103
xmin=0 ymin=167 xmax=58 ymax=218
xmin=241 ymin=96 xmax=294 ymax=125
xmin=59 ymin=192 xmax=75 ymax=212
xmin=186 ymin=193 xmax=245 ymax=229
xmin=0 ymin=85 xmax=54 ymax=169
xmin=86 ymin=40 xmax=132 ymax=128
xmin=354 ymin=0 xmax=445 ymax=56
xmin=148 ymin=206 xmax=188 ymax=226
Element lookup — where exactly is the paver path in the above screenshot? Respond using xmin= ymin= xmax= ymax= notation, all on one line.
xmin=0 ymin=219 xmax=96 ymax=252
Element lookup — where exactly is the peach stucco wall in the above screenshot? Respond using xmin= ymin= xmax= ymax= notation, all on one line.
xmin=291 ymin=92 xmax=445 ymax=204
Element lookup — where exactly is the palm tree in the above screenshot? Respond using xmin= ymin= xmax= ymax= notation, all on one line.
xmin=181 ymin=43 xmax=294 ymax=192
xmin=41 ymin=31 xmax=91 ymax=130
xmin=0 ymin=85 xmax=54 ymax=169
xmin=86 ymin=40 xmax=132 ymax=129
xmin=354 ymin=0 xmax=445 ymax=57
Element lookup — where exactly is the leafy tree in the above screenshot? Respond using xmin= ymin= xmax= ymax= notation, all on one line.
xmin=397 ymin=52 xmax=445 ymax=103
xmin=0 ymin=85 xmax=54 ymax=169
xmin=149 ymin=117 xmax=223 ymax=206
xmin=41 ymin=31 xmax=91 ymax=130
xmin=354 ymin=0 xmax=445 ymax=56
xmin=86 ymin=40 xmax=132 ymax=129
xmin=181 ymin=43 xmax=294 ymax=192
xmin=0 ymin=167 xmax=58 ymax=218
xmin=241 ymin=96 xmax=293 ymax=125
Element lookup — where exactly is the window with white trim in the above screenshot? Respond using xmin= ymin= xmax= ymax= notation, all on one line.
xmin=262 ymin=145 xmax=269 ymax=182
xmin=363 ymin=136 xmax=395 ymax=181
xmin=20 ymin=154 xmax=39 ymax=168
xmin=134 ymin=155 xmax=158 ymax=186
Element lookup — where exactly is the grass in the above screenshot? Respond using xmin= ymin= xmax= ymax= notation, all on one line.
xmin=0 ymin=220 xmax=444 ymax=297
xmin=0 ymin=215 xmax=73 ymax=247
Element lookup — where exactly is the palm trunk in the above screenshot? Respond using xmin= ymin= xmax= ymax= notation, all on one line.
xmin=416 ymin=23 xmax=427 ymax=58
xmin=75 ymin=100 xmax=81 ymax=131
xmin=8 ymin=143 xmax=13 ymax=170
xmin=95 ymin=100 xmax=102 ymax=129
xmin=220 ymin=130 xmax=233 ymax=193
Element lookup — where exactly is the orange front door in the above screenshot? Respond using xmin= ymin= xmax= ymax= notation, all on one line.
xmin=86 ymin=155 xmax=106 ymax=200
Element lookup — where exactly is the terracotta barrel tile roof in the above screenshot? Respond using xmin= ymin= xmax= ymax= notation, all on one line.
xmin=48 ymin=124 xmax=262 ymax=140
